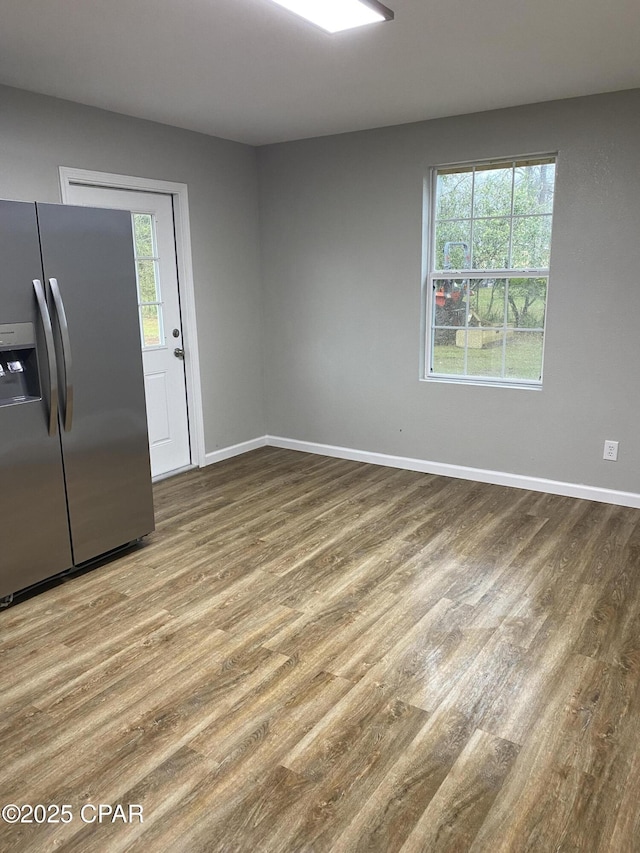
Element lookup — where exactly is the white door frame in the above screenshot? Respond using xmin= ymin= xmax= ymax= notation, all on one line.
xmin=59 ymin=166 xmax=205 ymax=469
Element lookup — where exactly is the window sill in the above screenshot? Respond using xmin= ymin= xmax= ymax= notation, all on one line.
xmin=421 ymin=374 xmax=543 ymax=391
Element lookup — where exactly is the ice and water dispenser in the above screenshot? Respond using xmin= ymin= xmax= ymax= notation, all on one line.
xmin=0 ymin=323 xmax=40 ymax=406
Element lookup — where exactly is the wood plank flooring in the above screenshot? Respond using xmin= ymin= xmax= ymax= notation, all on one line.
xmin=1 ymin=447 xmax=640 ymax=852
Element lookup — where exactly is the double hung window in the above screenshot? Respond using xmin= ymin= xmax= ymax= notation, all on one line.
xmin=426 ymin=156 xmax=556 ymax=386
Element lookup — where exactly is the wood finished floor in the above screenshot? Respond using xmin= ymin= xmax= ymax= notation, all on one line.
xmin=2 ymin=447 xmax=640 ymax=852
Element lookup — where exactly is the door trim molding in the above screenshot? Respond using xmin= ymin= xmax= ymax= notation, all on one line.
xmin=58 ymin=166 xmax=205 ymax=469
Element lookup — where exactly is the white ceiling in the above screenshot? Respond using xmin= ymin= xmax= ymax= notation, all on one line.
xmin=1 ymin=0 xmax=639 ymax=146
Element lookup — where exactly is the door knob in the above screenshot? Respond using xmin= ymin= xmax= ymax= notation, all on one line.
xmin=174 ymin=347 xmax=185 ymax=360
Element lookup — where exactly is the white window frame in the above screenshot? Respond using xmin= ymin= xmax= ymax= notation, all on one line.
xmin=423 ymin=154 xmax=557 ymax=389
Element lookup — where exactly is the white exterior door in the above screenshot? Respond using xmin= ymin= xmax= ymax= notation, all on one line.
xmin=64 ymin=185 xmax=191 ymax=478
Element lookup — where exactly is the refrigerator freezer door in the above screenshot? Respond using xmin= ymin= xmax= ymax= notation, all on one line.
xmin=36 ymin=203 xmax=155 ymax=565
xmin=0 ymin=201 xmax=73 ymax=598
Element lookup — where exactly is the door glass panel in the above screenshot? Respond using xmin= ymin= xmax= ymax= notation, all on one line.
xmin=131 ymin=213 xmax=164 ymax=350
xmin=140 ymin=304 xmax=164 ymax=348
xmin=136 ymin=260 xmax=160 ymax=303
xmin=133 ymin=213 xmax=155 ymax=257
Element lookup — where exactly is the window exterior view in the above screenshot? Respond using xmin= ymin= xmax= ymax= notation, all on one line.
xmin=132 ymin=212 xmax=164 ymax=349
xmin=426 ymin=156 xmax=556 ymax=385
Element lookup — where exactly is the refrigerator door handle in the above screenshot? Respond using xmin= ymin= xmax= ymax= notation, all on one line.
xmin=32 ymin=278 xmax=59 ymax=437
xmin=48 ymin=278 xmax=74 ymax=432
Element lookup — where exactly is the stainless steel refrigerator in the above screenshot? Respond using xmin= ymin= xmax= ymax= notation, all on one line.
xmin=0 ymin=199 xmax=154 ymax=604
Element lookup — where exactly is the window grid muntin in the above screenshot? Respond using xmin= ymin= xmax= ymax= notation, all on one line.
xmin=427 ymin=156 xmax=555 ymax=385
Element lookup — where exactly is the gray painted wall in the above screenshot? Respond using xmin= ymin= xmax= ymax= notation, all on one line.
xmin=2 ymin=83 xmax=639 ymax=495
xmin=0 ymin=84 xmax=265 ymax=455
xmin=258 ymin=90 xmax=640 ymax=493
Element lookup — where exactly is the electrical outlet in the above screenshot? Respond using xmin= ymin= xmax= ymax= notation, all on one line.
xmin=603 ymin=440 xmax=619 ymax=461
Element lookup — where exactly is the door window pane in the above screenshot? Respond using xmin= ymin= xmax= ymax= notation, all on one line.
xmin=136 ymin=260 xmax=160 ymax=303
xmin=140 ymin=304 xmax=164 ymax=348
xmin=131 ymin=212 xmax=164 ymax=350
xmin=133 ymin=213 xmax=155 ymax=257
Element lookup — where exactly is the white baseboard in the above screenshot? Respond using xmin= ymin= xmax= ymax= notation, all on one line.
xmin=204 ymin=436 xmax=267 ymax=466
xmin=265 ymin=435 xmax=640 ymax=509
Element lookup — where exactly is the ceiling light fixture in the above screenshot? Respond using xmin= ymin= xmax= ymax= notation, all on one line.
xmin=268 ymin=0 xmax=394 ymax=34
